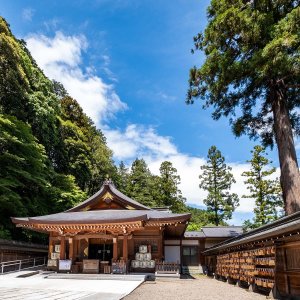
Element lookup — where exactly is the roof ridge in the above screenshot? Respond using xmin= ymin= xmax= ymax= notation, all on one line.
xmin=66 ymin=182 xmax=151 ymax=212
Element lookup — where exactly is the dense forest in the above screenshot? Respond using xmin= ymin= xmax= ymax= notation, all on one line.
xmin=0 ymin=17 xmax=211 ymax=242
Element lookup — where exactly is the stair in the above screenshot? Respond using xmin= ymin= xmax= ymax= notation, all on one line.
xmin=44 ymin=273 xmax=146 ymax=281
xmin=181 ymin=265 xmax=201 ymax=275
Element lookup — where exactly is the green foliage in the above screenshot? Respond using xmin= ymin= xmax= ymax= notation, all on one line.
xmin=117 ymin=159 xmax=212 ymax=226
xmin=0 ymin=114 xmax=87 ymax=241
xmin=187 ymin=0 xmax=300 ymax=147
xmin=0 ymin=115 xmax=50 ymax=224
xmin=123 ymin=160 xmax=186 ymax=212
xmin=188 ymin=1 xmax=300 ymax=213
xmin=59 ymin=96 xmax=117 ymax=194
xmin=52 ymin=80 xmax=68 ymax=99
xmin=0 ymin=17 xmax=60 ymax=160
xmin=126 ymin=158 xmax=157 ymax=207
xmin=242 ymin=145 xmax=283 ymax=229
xmin=0 ymin=18 xmax=108 ymax=241
xmin=199 ymin=146 xmax=239 ymax=225
xmin=115 ymin=161 xmax=130 ymax=195
xmin=157 ymin=161 xmax=186 ymax=213
xmin=185 ymin=206 xmax=218 ymax=231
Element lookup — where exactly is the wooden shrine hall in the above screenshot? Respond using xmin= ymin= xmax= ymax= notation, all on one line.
xmin=11 ymin=180 xmax=191 ymax=274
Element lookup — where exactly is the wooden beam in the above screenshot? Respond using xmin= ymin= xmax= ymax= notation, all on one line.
xmin=73 ymin=234 xmax=112 ymax=240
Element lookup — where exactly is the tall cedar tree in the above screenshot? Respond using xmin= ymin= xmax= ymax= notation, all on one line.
xmin=199 ymin=146 xmax=239 ymax=225
xmin=158 ymin=161 xmax=186 ymax=213
xmin=114 ymin=160 xmax=212 ymax=229
xmin=187 ymin=1 xmax=300 ymax=214
xmin=115 ymin=161 xmax=130 ymax=195
xmin=127 ymin=159 xmax=156 ymax=207
xmin=242 ymin=145 xmax=283 ymax=228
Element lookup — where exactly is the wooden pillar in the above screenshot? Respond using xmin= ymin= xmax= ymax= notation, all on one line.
xmin=73 ymin=239 xmax=78 ymax=261
xmin=69 ymin=238 xmax=74 ymax=262
xmin=123 ymin=235 xmax=128 ymax=261
xmin=60 ymin=236 xmax=66 ymax=260
xmin=48 ymin=236 xmax=54 ymax=259
xmin=113 ymin=236 xmax=118 ymax=261
xmin=83 ymin=238 xmax=89 ymax=258
xmin=180 ymin=238 xmax=182 ymax=265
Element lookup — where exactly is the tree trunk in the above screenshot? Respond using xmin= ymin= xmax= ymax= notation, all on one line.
xmin=214 ymin=206 xmax=219 ymax=226
xmin=272 ymin=87 xmax=300 ymax=215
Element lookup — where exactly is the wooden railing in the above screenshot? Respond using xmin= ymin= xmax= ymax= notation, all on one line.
xmin=155 ymin=261 xmax=180 ymax=274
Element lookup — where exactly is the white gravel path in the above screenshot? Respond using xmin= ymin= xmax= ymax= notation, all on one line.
xmin=123 ymin=276 xmax=267 ymax=300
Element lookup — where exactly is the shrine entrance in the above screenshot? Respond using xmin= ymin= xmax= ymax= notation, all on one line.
xmin=88 ymin=243 xmax=113 ymax=261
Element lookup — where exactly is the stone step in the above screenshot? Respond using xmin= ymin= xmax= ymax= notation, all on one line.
xmin=45 ymin=273 xmax=146 ymax=281
xmin=155 ymin=273 xmax=180 ymax=279
xmin=181 ymin=266 xmax=201 ymax=274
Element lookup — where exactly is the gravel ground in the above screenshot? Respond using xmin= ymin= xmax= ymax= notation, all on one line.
xmin=123 ymin=276 xmax=267 ymax=300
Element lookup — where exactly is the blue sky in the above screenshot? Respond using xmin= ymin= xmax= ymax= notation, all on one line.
xmin=0 ymin=0 xmax=285 ymax=225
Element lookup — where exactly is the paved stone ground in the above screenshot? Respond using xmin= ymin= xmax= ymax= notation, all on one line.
xmin=0 ymin=287 xmax=96 ymax=300
xmin=123 ymin=276 xmax=268 ymax=300
xmin=0 ymin=272 xmax=144 ymax=300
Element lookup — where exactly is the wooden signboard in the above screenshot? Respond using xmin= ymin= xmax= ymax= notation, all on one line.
xmin=51 ymin=252 xmax=60 ymax=260
xmin=59 ymin=259 xmax=72 ymax=271
xmin=82 ymin=259 xmax=99 ymax=274
xmin=47 ymin=259 xmax=58 ymax=267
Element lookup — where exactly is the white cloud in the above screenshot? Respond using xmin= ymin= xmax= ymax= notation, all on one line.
xmin=104 ymin=124 xmax=177 ymax=160
xmin=22 ymin=8 xmax=35 ymax=21
xmin=43 ymin=18 xmax=60 ymax=31
xmin=26 ymin=32 xmax=126 ymax=124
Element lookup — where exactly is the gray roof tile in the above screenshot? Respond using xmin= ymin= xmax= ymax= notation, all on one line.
xmin=12 ymin=210 xmax=191 ymax=225
xmin=201 ymin=226 xmax=243 ymax=238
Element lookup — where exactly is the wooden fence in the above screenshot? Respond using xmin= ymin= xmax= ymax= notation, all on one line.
xmin=155 ymin=261 xmax=180 ymax=274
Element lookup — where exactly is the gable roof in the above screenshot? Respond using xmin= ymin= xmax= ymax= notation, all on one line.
xmin=204 ymin=211 xmax=300 ymax=254
xmin=184 ymin=226 xmax=243 ymax=239
xmin=12 ymin=210 xmax=191 ymax=225
xmin=67 ymin=180 xmax=151 ymax=212
xmin=201 ymin=226 xmax=243 ymax=238
xmin=184 ymin=231 xmax=205 ymax=238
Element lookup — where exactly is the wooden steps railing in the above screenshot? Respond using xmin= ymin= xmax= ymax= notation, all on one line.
xmin=155 ymin=261 xmax=179 ymax=274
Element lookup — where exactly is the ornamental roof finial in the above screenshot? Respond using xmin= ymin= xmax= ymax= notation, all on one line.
xmin=104 ymin=175 xmax=113 ymax=185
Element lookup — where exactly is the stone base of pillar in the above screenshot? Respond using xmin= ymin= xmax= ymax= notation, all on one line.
xmin=249 ymin=283 xmax=258 ymax=293
xmin=227 ymin=277 xmax=235 ymax=284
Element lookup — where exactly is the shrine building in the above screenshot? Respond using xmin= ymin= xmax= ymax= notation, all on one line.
xmin=11 ymin=180 xmax=191 ymax=273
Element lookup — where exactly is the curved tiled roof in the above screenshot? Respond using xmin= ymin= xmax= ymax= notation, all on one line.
xmin=11 ymin=210 xmax=191 ymax=225
xmin=66 ymin=181 xmax=151 ymax=212
xmin=11 ymin=180 xmax=191 ymax=238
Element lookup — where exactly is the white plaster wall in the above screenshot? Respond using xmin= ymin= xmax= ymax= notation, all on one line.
xmin=164 ymin=246 xmax=181 ymax=263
